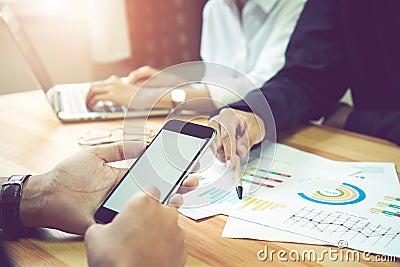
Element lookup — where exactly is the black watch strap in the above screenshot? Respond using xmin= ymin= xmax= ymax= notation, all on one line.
xmin=0 ymin=175 xmax=31 ymax=240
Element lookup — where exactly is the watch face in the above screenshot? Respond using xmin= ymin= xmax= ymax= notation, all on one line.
xmin=171 ymin=88 xmax=186 ymax=104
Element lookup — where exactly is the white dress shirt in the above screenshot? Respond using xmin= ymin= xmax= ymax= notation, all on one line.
xmin=200 ymin=0 xmax=307 ymax=107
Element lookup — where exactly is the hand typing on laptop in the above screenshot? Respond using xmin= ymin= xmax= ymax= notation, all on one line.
xmin=1 ymin=5 xmax=169 ymax=122
xmin=86 ymin=75 xmax=134 ymax=110
xmin=86 ymin=66 xmax=185 ymax=111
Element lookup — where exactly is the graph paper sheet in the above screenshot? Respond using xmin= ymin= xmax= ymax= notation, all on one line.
xmin=231 ymin=202 xmax=400 ymax=257
xmin=224 ymin=162 xmax=400 ymax=256
xmin=179 ymin=142 xmax=399 ymax=255
xmin=180 ymin=143 xmax=397 ymax=218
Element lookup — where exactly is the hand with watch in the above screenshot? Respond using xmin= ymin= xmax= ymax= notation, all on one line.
xmin=0 ymin=175 xmax=31 ymax=239
xmin=0 ymin=141 xmax=198 ymax=236
xmin=0 ymin=142 xmax=198 ymax=266
xmin=1 ymin=141 xmax=146 ymax=238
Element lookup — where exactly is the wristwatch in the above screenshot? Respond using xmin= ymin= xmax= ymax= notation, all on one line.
xmin=170 ymin=88 xmax=186 ymax=108
xmin=0 ymin=175 xmax=31 ymax=240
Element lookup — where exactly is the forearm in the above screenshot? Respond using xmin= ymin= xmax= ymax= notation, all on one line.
xmin=180 ymin=84 xmax=216 ymax=112
xmin=243 ymin=76 xmax=318 ymax=133
xmin=138 ymin=85 xmax=216 ymax=113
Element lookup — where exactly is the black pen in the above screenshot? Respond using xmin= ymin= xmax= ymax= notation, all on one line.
xmin=235 ymin=155 xmax=243 ymax=199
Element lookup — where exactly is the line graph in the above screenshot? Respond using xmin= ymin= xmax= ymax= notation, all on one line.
xmin=285 ymin=207 xmax=400 ymax=248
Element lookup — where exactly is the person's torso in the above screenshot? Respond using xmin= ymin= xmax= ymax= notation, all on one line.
xmin=202 ymin=0 xmax=282 ymax=74
xmin=340 ymin=0 xmax=400 ymax=110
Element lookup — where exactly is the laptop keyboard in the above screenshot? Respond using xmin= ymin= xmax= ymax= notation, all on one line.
xmin=92 ymin=101 xmax=125 ymax=113
xmin=58 ymin=84 xmax=126 ymax=114
xmin=59 ymin=87 xmax=89 ymax=114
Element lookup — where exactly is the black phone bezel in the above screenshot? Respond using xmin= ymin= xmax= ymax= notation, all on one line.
xmin=94 ymin=119 xmax=216 ymax=224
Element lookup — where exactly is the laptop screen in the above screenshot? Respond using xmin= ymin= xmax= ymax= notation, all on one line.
xmin=0 ymin=5 xmax=54 ymax=92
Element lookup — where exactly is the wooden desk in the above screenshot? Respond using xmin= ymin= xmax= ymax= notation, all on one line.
xmin=1 ymin=90 xmax=399 ymax=266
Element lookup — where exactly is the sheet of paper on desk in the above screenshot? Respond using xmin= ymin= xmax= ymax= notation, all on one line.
xmin=232 ymin=184 xmax=400 ymax=258
xmin=222 ymin=216 xmax=328 ymax=245
xmin=226 ymin=170 xmax=400 ymax=257
xmin=180 ymin=142 xmax=400 ymax=250
xmin=222 ymin=161 xmax=399 ymax=243
xmin=180 ymin=143 xmax=359 ymax=219
xmin=236 ymin=166 xmax=399 ymax=216
xmin=259 ymin=143 xmax=360 ymax=176
xmin=342 ymin=161 xmax=399 ymax=184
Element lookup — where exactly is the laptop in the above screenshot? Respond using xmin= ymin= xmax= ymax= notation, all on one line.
xmin=0 ymin=4 xmax=170 ymax=122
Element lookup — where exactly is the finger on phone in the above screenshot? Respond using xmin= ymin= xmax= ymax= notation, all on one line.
xmin=178 ymin=175 xmax=199 ymax=194
xmin=142 ymin=185 xmax=161 ymax=202
xmin=209 ymin=119 xmax=224 ymax=161
xmin=191 ymin=162 xmax=200 ymax=173
xmin=168 ymin=193 xmax=183 ymax=208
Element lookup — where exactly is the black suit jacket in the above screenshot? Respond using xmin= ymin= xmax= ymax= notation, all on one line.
xmin=229 ymin=0 xmax=400 ymax=144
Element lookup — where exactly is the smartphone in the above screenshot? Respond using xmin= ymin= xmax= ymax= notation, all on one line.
xmin=94 ymin=119 xmax=216 ymax=224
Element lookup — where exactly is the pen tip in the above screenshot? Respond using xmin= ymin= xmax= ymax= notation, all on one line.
xmin=236 ymin=186 xmax=243 ymax=199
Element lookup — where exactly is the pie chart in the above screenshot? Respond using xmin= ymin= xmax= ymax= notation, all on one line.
xmin=298 ymin=181 xmax=366 ymax=205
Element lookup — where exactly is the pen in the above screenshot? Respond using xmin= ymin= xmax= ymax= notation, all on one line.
xmin=235 ymin=155 xmax=243 ymax=199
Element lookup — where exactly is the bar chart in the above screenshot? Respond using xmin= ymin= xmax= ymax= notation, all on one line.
xmin=242 ymin=167 xmax=292 ymax=189
xmin=370 ymin=195 xmax=400 ymax=218
xmin=198 ymin=187 xmax=287 ymax=212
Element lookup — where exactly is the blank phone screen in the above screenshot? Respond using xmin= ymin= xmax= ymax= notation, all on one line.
xmin=104 ymin=129 xmax=207 ymax=212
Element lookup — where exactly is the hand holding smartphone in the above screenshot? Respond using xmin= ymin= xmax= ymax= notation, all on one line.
xmin=95 ymin=119 xmax=216 ymax=224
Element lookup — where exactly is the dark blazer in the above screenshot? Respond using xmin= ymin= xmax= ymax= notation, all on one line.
xmin=229 ymin=0 xmax=400 ymax=145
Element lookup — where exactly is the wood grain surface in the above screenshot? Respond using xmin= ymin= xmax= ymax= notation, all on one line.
xmin=1 ymin=90 xmax=399 ymax=266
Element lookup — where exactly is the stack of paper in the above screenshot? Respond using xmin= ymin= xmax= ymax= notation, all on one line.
xmin=179 ymin=143 xmax=400 ymax=258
